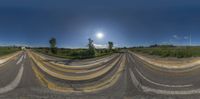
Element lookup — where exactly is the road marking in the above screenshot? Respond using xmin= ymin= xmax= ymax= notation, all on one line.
xmin=23 ymin=54 xmax=26 ymax=59
xmin=30 ymin=52 xmax=122 ymax=81
xmin=128 ymin=68 xmax=141 ymax=89
xmin=135 ymin=67 xmax=193 ymax=88
xmin=34 ymin=51 xmax=118 ymax=69
xmin=0 ymin=65 xmax=24 ymax=94
xmin=128 ymin=53 xmax=193 ymax=88
xmin=141 ymin=85 xmax=200 ymax=95
xmin=129 ymin=68 xmax=200 ymax=95
xmin=0 ymin=52 xmax=20 ymax=65
xmin=75 ymin=54 xmax=118 ymax=65
xmin=129 ymin=51 xmax=200 ymax=71
xmin=32 ymin=54 xmax=126 ymax=93
xmin=16 ymin=55 xmax=24 ymax=65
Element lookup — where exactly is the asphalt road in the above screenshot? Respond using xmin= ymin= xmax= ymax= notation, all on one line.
xmin=0 ymin=51 xmax=200 ymax=99
xmin=35 ymin=51 xmax=118 ymax=65
xmin=125 ymin=52 xmax=200 ymax=99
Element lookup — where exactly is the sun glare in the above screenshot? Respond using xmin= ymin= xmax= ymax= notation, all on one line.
xmin=96 ymin=32 xmax=104 ymax=39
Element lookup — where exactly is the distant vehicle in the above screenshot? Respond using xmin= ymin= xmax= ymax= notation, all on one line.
xmin=21 ymin=47 xmax=26 ymax=50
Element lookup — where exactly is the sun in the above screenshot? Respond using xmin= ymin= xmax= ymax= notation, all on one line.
xmin=96 ymin=32 xmax=104 ymax=39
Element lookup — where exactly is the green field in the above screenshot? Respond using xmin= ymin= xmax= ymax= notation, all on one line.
xmin=131 ymin=46 xmax=200 ymax=58
xmin=0 ymin=47 xmax=20 ymax=56
xmin=34 ymin=48 xmax=119 ymax=59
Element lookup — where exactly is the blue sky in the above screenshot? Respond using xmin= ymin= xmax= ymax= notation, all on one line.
xmin=0 ymin=0 xmax=200 ymax=48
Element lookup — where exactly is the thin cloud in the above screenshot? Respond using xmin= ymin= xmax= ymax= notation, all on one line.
xmin=173 ymin=35 xmax=180 ymax=39
xmin=173 ymin=34 xmax=189 ymax=40
xmin=94 ymin=43 xmax=107 ymax=49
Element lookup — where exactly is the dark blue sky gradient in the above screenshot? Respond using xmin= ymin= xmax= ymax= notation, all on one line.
xmin=0 ymin=0 xmax=200 ymax=47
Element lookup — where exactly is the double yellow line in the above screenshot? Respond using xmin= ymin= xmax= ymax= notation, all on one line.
xmin=30 ymin=51 xmax=122 ymax=81
xmin=36 ymin=51 xmax=117 ymax=69
xmin=31 ymin=53 xmax=126 ymax=93
xmin=41 ymin=55 xmax=120 ymax=74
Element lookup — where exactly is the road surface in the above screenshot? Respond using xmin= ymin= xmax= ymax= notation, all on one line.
xmin=0 ymin=50 xmax=200 ymax=99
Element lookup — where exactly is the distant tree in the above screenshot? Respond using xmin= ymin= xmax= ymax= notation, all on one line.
xmin=150 ymin=44 xmax=158 ymax=48
xmin=49 ymin=38 xmax=57 ymax=54
xmin=108 ymin=41 xmax=114 ymax=51
xmin=87 ymin=38 xmax=96 ymax=57
xmin=45 ymin=48 xmax=49 ymax=53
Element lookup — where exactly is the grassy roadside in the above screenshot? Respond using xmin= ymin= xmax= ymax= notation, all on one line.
xmin=0 ymin=47 xmax=20 ymax=57
xmin=33 ymin=48 xmax=119 ymax=59
xmin=130 ymin=46 xmax=200 ymax=58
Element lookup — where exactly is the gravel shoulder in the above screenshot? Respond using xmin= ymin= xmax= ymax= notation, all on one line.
xmin=130 ymin=51 xmax=200 ymax=69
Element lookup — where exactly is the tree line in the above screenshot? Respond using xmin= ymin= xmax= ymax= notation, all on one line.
xmin=49 ymin=37 xmax=115 ymax=58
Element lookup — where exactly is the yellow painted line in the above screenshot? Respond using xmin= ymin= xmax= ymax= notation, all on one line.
xmin=33 ymin=51 xmax=117 ymax=69
xmin=129 ymin=51 xmax=200 ymax=71
xmin=81 ymin=55 xmax=126 ymax=92
xmin=32 ymin=65 xmax=75 ymax=93
xmin=0 ymin=51 xmax=21 ymax=59
xmin=0 ymin=51 xmax=21 ymax=68
xmin=41 ymin=56 xmax=119 ymax=74
xmin=29 ymin=52 xmax=121 ymax=81
xmin=32 ymin=54 xmax=126 ymax=93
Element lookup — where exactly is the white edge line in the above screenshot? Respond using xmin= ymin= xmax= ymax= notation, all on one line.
xmin=135 ymin=67 xmax=193 ymax=88
xmin=23 ymin=54 xmax=26 ymax=59
xmin=16 ymin=55 xmax=24 ymax=65
xmin=129 ymin=68 xmax=200 ymax=95
xmin=0 ymin=65 xmax=24 ymax=94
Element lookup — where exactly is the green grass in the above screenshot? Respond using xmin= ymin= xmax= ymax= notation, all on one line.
xmin=130 ymin=46 xmax=200 ymax=58
xmin=0 ymin=47 xmax=20 ymax=56
xmin=33 ymin=48 xmax=119 ymax=59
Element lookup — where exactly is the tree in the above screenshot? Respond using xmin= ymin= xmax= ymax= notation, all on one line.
xmin=87 ymin=38 xmax=96 ymax=57
xmin=108 ymin=41 xmax=114 ymax=51
xmin=49 ymin=38 xmax=57 ymax=54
